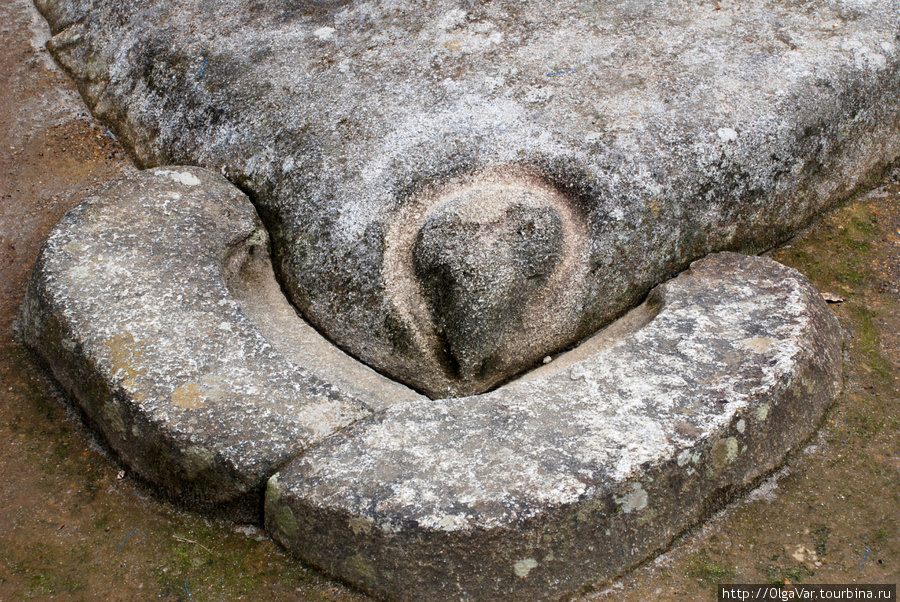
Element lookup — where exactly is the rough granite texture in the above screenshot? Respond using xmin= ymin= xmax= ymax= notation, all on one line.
xmin=32 ymin=0 xmax=899 ymax=397
xmin=21 ymin=167 xmax=421 ymax=521
xmin=266 ymin=252 xmax=842 ymax=600
xmin=20 ymin=165 xmax=841 ymax=596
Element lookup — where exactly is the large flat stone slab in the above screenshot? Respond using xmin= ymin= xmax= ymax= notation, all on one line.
xmin=34 ymin=0 xmax=898 ymax=397
xmin=22 ymin=167 xmax=421 ymax=521
xmin=265 ymin=252 xmax=842 ymax=600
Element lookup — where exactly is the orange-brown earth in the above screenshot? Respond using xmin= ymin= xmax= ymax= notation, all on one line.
xmin=0 ymin=0 xmax=896 ymax=599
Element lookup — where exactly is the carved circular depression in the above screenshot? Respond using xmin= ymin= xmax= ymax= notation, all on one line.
xmin=383 ymin=170 xmax=590 ymax=398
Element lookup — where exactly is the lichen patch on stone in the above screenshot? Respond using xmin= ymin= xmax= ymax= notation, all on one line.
xmin=513 ymin=558 xmax=538 ymax=578
xmin=616 ymin=483 xmax=650 ymax=514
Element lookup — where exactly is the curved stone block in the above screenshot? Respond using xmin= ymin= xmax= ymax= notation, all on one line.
xmin=265 ymin=253 xmax=842 ymax=600
xmin=21 ymin=167 xmax=421 ymax=521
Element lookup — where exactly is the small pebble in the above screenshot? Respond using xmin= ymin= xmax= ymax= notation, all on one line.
xmin=542 ymin=356 xmax=552 ymax=364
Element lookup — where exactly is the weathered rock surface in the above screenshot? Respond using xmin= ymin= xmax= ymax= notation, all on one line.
xmin=34 ymin=0 xmax=899 ymax=397
xmin=266 ymin=253 xmax=842 ymax=600
xmin=22 ymin=167 xmax=421 ymax=521
xmin=21 ymin=164 xmax=841 ymax=595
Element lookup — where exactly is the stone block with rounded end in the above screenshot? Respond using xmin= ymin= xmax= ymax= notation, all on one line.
xmin=265 ymin=253 xmax=842 ymax=600
xmin=21 ymin=167 xmax=422 ymax=521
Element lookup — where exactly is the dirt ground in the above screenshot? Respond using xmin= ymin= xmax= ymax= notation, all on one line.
xmin=0 ymin=0 xmax=896 ymax=599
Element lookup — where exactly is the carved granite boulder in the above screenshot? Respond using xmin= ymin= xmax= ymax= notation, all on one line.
xmin=20 ymin=0 xmax=871 ymax=595
xmin=33 ymin=0 xmax=899 ymax=396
